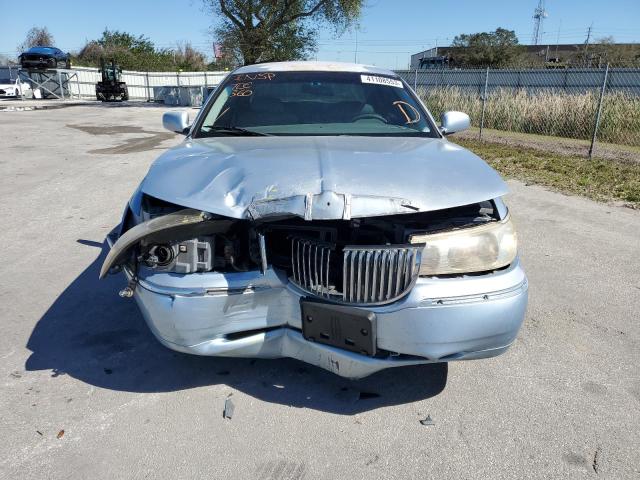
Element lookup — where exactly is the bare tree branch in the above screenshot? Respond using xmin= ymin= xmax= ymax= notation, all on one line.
xmin=273 ymin=0 xmax=327 ymax=29
xmin=219 ymin=0 xmax=245 ymax=29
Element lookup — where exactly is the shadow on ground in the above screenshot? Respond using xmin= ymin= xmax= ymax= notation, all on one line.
xmin=25 ymin=241 xmax=447 ymax=415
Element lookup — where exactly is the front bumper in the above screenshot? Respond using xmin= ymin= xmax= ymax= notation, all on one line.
xmin=119 ymin=250 xmax=528 ymax=378
xmin=20 ymin=58 xmax=56 ymax=69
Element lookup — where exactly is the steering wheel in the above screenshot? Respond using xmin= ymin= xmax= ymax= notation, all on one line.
xmin=350 ymin=113 xmax=388 ymax=123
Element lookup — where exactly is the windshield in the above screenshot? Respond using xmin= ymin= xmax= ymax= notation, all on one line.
xmin=0 ymin=78 xmax=13 ymax=84
xmin=195 ymin=71 xmax=438 ymax=138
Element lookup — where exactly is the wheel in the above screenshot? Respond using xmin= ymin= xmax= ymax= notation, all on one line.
xmin=121 ymin=86 xmax=129 ymax=101
xmin=15 ymin=89 xmax=19 ymax=97
xmin=53 ymin=59 xmax=58 ymax=69
xmin=65 ymin=59 xmax=71 ymax=69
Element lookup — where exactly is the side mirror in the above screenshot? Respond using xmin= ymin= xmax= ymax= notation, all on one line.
xmin=163 ymin=111 xmax=190 ymax=134
xmin=440 ymin=111 xmax=470 ymax=135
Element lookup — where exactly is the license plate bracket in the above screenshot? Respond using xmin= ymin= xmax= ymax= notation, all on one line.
xmin=300 ymin=299 xmax=376 ymax=356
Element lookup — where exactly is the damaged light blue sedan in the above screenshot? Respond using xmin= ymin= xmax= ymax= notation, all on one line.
xmin=101 ymin=61 xmax=528 ymax=379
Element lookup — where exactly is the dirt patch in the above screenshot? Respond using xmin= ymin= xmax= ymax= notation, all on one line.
xmin=67 ymin=124 xmax=175 ymax=154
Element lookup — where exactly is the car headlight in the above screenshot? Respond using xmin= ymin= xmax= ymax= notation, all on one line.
xmin=409 ymin=216 xmax=517 ymax=275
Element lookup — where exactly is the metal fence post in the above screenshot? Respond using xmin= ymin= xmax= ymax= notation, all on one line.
xmin=414 ymin=68 xmax=418 ymax=92
xmin=588 ymin=63 xmax=609 ymax=158
xmin=145 ymin=72 xmax=151 ymax=102
xmin=176 ymin=72 xmax=180 ymax=87
xmin=58 ymin=71 xmax=65 ymax=100
xmin=479 ymin=67 xmax=489 ymax=141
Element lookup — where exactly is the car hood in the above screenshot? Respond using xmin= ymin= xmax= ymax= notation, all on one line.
xmin=0 ymin=83 xmax=15 ymax=89
xmin=140 ymin=136 xmax=508 ymax=220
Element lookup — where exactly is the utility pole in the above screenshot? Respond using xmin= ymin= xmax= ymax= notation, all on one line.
xmin=354 ymin=27 xmax=358 ymax=63
xmin=554 ymin=19 xmax=562 ymax=61
xmin=583 ymin=23 xmax=593 ymax=67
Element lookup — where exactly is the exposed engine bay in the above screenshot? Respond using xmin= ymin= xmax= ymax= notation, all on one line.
xmin=117 ymin=194 xmax=498 ymax=275
xmin=103 ymin=194 xmax=507 ymax=307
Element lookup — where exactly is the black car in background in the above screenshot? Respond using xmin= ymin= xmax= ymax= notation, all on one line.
xmin=19 ymin=47 xmax=71 ymax=70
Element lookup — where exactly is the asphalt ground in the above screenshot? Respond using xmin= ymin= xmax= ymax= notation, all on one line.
xmin=1 ymin=101 xmax=638 ymax=479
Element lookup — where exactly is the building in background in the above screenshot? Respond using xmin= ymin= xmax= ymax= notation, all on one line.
xmin=410 ymin=43 xmax=640 ymax=69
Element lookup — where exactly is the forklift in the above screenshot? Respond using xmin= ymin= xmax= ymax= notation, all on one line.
xmin=96 ymin=58 xmax=128 ymax=101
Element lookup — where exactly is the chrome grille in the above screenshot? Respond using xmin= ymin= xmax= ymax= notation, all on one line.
xmin=291 ymin=237 xmax=334 ymax=299
xmin=290 ymin=237 xmax=423 ymax=306
xmin=342 ymin=245 xmax=422 ymax=304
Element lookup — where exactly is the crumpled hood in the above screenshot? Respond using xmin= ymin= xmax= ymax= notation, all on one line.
xmin=140 ymin=136 xmax=508 ymax=220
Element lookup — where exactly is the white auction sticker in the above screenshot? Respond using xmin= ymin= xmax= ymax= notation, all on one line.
xmin=360 ymin=75 xmax=404 ymax=88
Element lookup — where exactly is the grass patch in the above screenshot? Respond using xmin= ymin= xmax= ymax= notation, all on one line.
xmin=456 ymin=138 xmax=640 ymax=207
xmin=419 ymin=86 xmax=640 ymax=147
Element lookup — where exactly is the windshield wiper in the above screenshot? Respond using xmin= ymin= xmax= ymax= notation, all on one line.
xmin=202 ymin=126 xmax=270 ymax=137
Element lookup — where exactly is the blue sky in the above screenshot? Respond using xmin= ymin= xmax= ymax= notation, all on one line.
xmin=0 ymin=0 xmax=638 ymax=68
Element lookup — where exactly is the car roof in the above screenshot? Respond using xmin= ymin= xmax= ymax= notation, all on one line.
xmin=27 ymin=46 xmax=58 ymax=52
xmin=233 ymin=61 xmax=398 ymax=77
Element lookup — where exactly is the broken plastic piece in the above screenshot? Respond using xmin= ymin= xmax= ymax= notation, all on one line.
xmin=223 ymin=398 xmax=235 ymax=419
xmin=258 ymin=233 xmax=267 ymax=274
xmin=419 ymin=415 xmax=435 ymax=426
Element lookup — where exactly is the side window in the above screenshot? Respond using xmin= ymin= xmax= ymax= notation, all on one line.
xmin=201 ymin=85 xmax=232 ymax=127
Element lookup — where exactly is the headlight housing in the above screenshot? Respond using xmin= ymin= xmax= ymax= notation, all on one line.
xmin=409 ymin=216 xmax=517 ymax=276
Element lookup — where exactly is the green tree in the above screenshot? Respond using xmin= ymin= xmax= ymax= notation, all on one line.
xmin=586 ymin=37 xmax=640 ymax=67
xmin=75 ymin=29 xmax=168 ymax=70
xmin=74 ymin=29 xmax=210 ymax=71
xmin=450 ymin=28 xmax=524 ymax=67
xmin=206 ymin=0 xmax=364 ymax=65
xmin=18 ymin=27 xmax=55 ymax=52
xmin=174 ymin=42 xmax=208 ymax=71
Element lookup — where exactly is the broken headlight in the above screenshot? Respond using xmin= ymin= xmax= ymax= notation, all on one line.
xmin=409 ymin=216 xmax=517 ymax=275
xmin=141 ymin=237 xmax=216 ymax=273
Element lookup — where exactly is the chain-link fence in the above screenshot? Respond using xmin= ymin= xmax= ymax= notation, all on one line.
xmin=397 ymin=66 xmax=640 ymax=159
